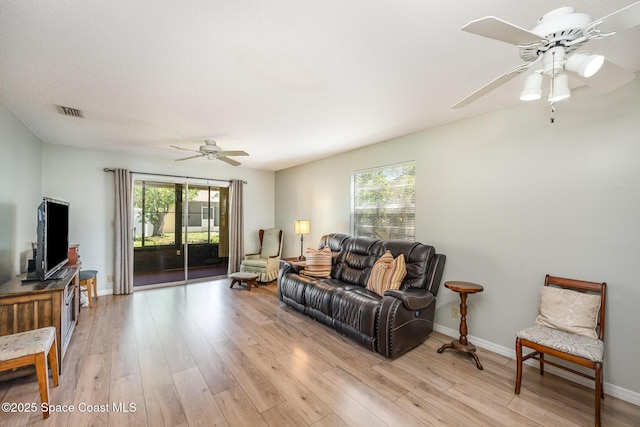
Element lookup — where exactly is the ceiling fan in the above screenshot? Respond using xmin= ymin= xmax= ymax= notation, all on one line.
xmin=170 ymin=140 xmax=249 ymax=166
xmin=453 ymin=2 xmax=640 ymax=108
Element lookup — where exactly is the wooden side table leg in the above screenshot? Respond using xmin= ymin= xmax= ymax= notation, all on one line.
xmin=437 ymin=288 xmax=483 ymax=370
xmin=459 ymin=293 xmax=468 ymax=345
xmin=470 ymin=351 xmax=483 ymax=370
xmin=437 ymin=342 xmax=454 ymax=353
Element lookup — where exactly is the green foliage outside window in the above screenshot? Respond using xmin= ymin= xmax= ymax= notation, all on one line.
xmin=352 ymin=162 xmax=415 ymax=241
xmin=133 ymin=184 xmax=198 ymax=237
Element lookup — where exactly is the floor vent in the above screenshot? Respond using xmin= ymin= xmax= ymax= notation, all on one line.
xmin=56 ymin=105 xmax=84 ymax=118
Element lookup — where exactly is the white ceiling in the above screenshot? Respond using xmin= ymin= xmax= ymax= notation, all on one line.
xmin=1 ymin=1 xmax=639 ymax=171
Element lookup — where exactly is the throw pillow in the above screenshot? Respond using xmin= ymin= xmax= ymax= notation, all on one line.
xmin=300 ymin=246 xmax=332 ymax=278
xmin=535 ymin=286 xmax=601 ymax=339
xmin=366 ymin=251 xmax=407 ymax=297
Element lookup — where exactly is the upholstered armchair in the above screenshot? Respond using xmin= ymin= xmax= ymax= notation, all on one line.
xmin=240 ymin=228 xmax=283 ymax=282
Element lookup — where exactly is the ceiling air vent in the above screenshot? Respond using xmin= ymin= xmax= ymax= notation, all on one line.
xmin=56 ymin=105 xmax=84 ymax=118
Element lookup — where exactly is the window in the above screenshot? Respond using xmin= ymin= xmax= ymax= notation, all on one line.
xmin=351 ymin=162 xmax=415 ymax=241
xmin=133 ymin=180 xmax=227 ymax=247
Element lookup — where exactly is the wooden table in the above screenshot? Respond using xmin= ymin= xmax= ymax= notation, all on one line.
xmin=437 ymin=281 xmax=484 ymax=370
xmin=0 ymin=266 xmax=80 ymax=374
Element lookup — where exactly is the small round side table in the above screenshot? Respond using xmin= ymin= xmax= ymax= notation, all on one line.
xmin=437 ymin=281 xmax=484 ymax=370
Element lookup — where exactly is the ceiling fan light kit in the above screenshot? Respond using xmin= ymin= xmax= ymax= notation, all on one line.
xmin=453 ymin=2 xmax=640 ymax=110
xmin=520 ymin=73 xmax=543 ymax=101
xmin=565 ymin=52 xmax=605 ymax=78
xmin=548 ymin=73 xmax=571 ymax=102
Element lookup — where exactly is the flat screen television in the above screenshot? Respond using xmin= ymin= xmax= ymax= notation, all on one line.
xmin=35 ymin=197 xmax=70 ymax=280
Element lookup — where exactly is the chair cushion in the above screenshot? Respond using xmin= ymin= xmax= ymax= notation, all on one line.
xmin=0 ymin=327 xmax=56 ymax=361
xmin=366 ymin=251 xmax=406 ymax=296
xmin=79 ymin=270 xmax=98 ymax=281
xmin=241 ymin=259 xmax=268 ymax=268
xmin=301 ymin=246 xmax=332 ymax=278
xmin=260 ymin=229 xmax=281 ymax=258
xmin=535 ymin=286 xmax=601 ymax=339
xmin=517 ymin=324 xmax=604 ymax=363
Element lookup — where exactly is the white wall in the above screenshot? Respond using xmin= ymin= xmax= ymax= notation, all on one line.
xmin=41 ymin=144 xmax=275 ymax=294
xmin=275 ymin=77 xmax=640 ymax=396
xmin=0 ymin=103 xmax=43 ymax=282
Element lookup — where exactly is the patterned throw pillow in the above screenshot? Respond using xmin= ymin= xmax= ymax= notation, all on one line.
xmin=535 ymin=286 xmax=601 ymax=339
xmin=366 ymin=251 xmax=407 ymax=297
xmin=300 ymin=246 xmax=332 ymax=278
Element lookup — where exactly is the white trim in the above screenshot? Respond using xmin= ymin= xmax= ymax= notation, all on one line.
xmin=433 ymin=324 xmax=640 ymax=407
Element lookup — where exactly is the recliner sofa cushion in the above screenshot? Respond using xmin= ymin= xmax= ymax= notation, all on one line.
xmin=304 ymin=280 xmax=340 ymax=315
xmin=384 ymin=240 xmax=433 ymax=290
xmin=337 ymin=237 xmax=383 ymax=286
xmin=331 ymin=288 xmax=380 ymax=338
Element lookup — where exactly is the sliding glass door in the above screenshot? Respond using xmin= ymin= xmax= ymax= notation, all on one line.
xmin=183 ymin=184 xmax=229 ymax=282
xmin=132 ymin=177 xmax=229 ymax=287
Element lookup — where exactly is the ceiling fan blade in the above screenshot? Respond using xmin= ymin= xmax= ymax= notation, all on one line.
xmin=462 ymin=16 xmax=543 ymax=46
xmin=218 ymin=150 xmax=249 ymax=157
xmin=595 ymin=1 xmax=640 ymax=34
xmin=170 ymin=145 xmax=200 ymax=153
xmin=452 ymin=63 xmax=532 ymax=109
xmin=217 ymin=156 xmax=241 ymax=166
xmin=571 ymin=59 xmax=636 ymax=93
xmin=175 ymin=154 xmax=204 ymax=161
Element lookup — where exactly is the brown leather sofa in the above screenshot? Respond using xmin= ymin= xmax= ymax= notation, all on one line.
xmin=278 ymin=233 xmax=446 ymax=358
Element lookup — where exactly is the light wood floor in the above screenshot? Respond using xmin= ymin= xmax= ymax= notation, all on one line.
xmin=1 ymin=278 xmax=638 ymax=426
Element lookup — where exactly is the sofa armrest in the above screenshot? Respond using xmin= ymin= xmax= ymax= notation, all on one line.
xmin=244 ymin=253 xmax=261 ymax=260
xmin=279 ymin=259 xmax=304 ymax=274
xmin=383 ymin=288 xmax=434 ymax=310
xmin=378 ymin=287 xmax=437 ymax=357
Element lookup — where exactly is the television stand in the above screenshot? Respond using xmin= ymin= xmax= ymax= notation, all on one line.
xmin=21 ymin=267 xmax=71 ymax=283
xmin=0 ymin=265 xmax=80 ymax=374
xmin=46 ymin=267 xmax=71 ymax=281
xmin=21 ymin=272 xmax=42 ymax=282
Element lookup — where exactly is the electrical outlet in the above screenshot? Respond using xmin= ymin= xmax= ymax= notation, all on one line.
xmin=452 ymin=306 xmax=459 ymax=319
xmin=107 ymin=275 xmax=113 ymax=283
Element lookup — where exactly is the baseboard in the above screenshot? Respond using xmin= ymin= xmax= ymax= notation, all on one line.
xmin=433 ymin=324 xmax=640 ymax=407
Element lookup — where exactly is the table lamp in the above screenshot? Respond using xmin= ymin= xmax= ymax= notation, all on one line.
xmin=294 ymin=220 xmax=310 ymax=260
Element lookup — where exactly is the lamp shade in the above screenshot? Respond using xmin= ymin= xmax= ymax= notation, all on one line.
xmin=548 ymin=73 xmax=570 ymax=102
xmin=566 ymin=53 xmax=604 ymax=78
xmin=520 ymin=73 xmax=543 ymax=101
xmin=295 ymin=220 xmax=310 ymax=235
